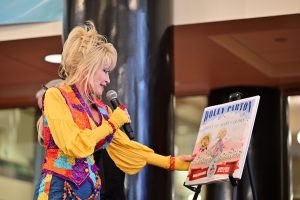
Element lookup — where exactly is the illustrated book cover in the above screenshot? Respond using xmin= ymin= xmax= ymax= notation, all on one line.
xmin=185 ymin=96 xmax=260 ymax=186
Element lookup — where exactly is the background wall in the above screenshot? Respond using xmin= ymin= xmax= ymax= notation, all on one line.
xmin=174 ymin=0 xmax=300 ymax=25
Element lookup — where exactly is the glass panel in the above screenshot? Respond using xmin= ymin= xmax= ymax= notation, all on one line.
xmin=0 ymin=107 xmax=38 ymax=199
xmin=288 ymin=96 xmax=300 ymax=199
xmin=174 ymin=96 xmax=208 ymax=200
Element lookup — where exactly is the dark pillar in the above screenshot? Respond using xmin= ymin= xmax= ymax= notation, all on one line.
xmin=205 ymin=86 xmax=290 ymax=200
xmin=63 ymin=1 xmax=174 ymax=200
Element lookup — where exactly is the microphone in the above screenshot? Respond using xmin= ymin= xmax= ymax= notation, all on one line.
xmin=106 ymin=90 xmax=135 ymax=140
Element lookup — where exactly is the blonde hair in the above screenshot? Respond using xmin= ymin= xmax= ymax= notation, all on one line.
xmin=199 ymin=134 xmax=210 ymax=146
xmin=218 ymin=128 xmax=227 ymax=138
xmin=59 ymin=21 xmax=117 ymax=101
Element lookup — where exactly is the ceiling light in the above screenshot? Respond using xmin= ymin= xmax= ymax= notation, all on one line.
xmin=44 ymin=54 xmax=61 ymax=64
xmin=297 ymin=131 xmax=300 ymax=144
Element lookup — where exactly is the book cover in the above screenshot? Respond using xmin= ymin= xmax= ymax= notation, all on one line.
xmin=185 ymin=96 xmax=260 ymax=186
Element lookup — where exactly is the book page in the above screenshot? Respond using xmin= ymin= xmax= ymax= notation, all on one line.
xmin=185 ymin=96 xmax=260 ymax=186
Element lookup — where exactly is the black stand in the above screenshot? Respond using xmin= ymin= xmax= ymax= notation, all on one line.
xmin=184 ymin=92 xmax=257 ymax=200
xmin=183 ymin=183 xmax=202 ymax=200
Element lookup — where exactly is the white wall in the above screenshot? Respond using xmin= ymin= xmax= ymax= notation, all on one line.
xmin=2 ymin=1 xmax=300 ymax=41
xmin=174 ymin=0 xmax=300 ymax=25
xmin=0 ymin=21 xmax=62 ymax=41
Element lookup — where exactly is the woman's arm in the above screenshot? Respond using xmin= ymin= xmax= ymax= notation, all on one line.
xmin=44 ymin=88 xmax=129 ymax=158
xmin=106 ymin=128 xmax=193 ymax=174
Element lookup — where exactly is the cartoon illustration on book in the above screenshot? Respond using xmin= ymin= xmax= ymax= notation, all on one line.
xmin=207 ymin=128 xmax=226 ymax=176
xmin=185 ymin=96 xmax=260 ymax=186
xmin=198 ymin=134 xmax=210 ymax=152
xmin=209 ymin=128 xmax=226 ymax=163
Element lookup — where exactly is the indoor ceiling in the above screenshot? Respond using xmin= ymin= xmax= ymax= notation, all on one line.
xmin=0 ymin=36 xmax=61 ymax=107
xmin=174 ymin=14 xmax=300 ymax=96
xmin=0 ymin=14 xmax=300 ymax=107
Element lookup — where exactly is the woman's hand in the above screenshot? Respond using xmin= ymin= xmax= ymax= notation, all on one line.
xmin=169 ymin=154 xmax=196 ymax=171
xmin=109 ymin=105 xmax=131 ymax=129
xmin=122 ymin=108 xmax=131 ymax=123
xmin=178 ymin=154 xmax=196 ymax=162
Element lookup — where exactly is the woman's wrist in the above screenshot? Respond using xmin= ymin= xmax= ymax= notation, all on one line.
xmin=169 ymin=156 xmax=175 ymax=171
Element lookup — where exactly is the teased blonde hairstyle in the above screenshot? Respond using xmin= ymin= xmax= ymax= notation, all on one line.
xmin=59 ymin=21 xmax=117 ymax=100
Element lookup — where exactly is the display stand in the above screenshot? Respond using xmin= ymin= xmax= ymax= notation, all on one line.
xmin=183 ymin=92 xmax=257 ymax=200
xmin=183 ymin=183 xmax=202 ymax=200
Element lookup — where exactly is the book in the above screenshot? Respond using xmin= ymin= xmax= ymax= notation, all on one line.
xmin=184 ymin=96 xmax=260 ymax=186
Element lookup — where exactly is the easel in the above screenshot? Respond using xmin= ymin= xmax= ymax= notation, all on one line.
xmin=183 ymin=92 xmax=258 ymax=200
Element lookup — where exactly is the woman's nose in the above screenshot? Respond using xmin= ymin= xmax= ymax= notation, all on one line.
xmin=106 ymin=74 xmax=110 ymax=84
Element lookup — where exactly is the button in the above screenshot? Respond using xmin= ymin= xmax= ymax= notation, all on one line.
xmin=85 ymin=168 xmax=89 ymax=173
xmin=84 ymin=160 xmax=88 ymax=164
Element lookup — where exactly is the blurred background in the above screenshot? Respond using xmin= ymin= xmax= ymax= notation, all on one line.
xmin=0 ymin=0 xmax=300 ymax=199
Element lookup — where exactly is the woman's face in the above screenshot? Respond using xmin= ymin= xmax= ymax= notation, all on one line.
xmin=92 ymin=65 xmax=111 ymax=96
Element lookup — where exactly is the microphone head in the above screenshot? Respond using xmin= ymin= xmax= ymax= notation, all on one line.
xmin=106 ymin=90 xmax=118 ymax=101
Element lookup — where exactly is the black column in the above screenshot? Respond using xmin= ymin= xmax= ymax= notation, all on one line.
xmin=63 ymin=1 xmax=174 ymax=200
xmin=205 ymin=86 xmax=290 ymax=200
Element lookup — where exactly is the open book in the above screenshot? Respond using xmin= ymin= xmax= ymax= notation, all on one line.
xmin=185 ymin=96 xmax=260 ymax=186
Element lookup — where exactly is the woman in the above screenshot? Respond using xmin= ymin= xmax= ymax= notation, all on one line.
xmin=34 ymin=21 xmax=192 ymax=200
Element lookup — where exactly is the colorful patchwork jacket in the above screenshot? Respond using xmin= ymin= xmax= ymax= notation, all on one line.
xmin=41 ymin=84 xmax=191 ymax=188
xmin=41 ymin=85 xmax=116 ymax=187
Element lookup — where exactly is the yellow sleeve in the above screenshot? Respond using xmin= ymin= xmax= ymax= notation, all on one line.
xmin=44 ymin=88 xmax=117 ymax=158
xmin=106 ymin=129 xmax=190 ymax=175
